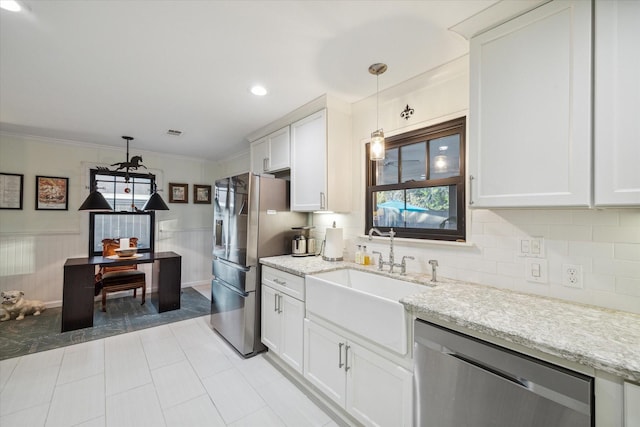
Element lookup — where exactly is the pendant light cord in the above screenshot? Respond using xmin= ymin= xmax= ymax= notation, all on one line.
xmin=376 ymin=73 xmax=380 ymax=130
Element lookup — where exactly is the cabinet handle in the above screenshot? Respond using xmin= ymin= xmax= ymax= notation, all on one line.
xmin=320 ymin=192 xmax=326 ymax=210
xmin=469 ymin=175 xmax=475 ymax=205
xmin=345 ymin=345 xmax=351 ymax=372
xmin=338 ymin=342 xmax=344 ymax=368
xmin=274 ymin=293 xmax=278 ymax=312
xmin=277 ymin=294 xmax=283 ymax=314
xmin=273 ymin=278 xmax=286 ymax=286
xmin=263 ymin=158 xmax=269 ymax=172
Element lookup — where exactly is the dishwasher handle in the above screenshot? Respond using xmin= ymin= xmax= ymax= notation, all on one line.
xmin=448 ymin=352 xmax=528 ymax=388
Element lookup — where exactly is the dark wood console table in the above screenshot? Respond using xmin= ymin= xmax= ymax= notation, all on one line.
xmin=62 ymin=251 xmax=181 ymax=332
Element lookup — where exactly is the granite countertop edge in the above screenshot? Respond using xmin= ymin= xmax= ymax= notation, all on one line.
xmin=260 ymin=255 xmax=640 ymax=383
xmin=404 ymin=302 xmax=639 ymax=383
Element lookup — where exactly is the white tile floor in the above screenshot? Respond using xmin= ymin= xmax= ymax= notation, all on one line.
xmin=0 ymin=285 xmax=339 ymax=427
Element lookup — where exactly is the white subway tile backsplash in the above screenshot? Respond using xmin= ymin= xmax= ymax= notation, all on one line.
xmin=572 ymin=210 xmax=619 ymax=226
xmin=496 ymin=261 xmax=525 ymax=278
xmin=543 ymin=240 xmax=567 ymax=257
xmin=615 ymin=243 xmax=640 ymax=261
xmin=549 ymin=225 xmax=593 ymax=242
xmin=568 ymin=241 xmax=614 ymax=259
xmin=483 ymin=247 xmax=516 ymax=263
xmin=482 ymin=221 xmax=516 ymax=237
xmin=616 ymin=277 xmax=640 ymax=297
xmin=593 ymin=258 xmax=616 ymax=276
xmin=502 ymin=209 xmax=570 ymax=226
xmin=472 ymin=210 xmax=503 ymax=223
xmin=585 ymin=274 xmax=616 ymax=292
xmin=614 ymin=260 xmax=640 ymax=279
xmin=593 ymin=226 xmax=640 ymax=244
xmin=619 ymin=210 xmax=640 ymax=227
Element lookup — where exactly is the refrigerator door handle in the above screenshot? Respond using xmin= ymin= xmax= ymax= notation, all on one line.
xmin=215 ymin=219 xmax=223 ymax=246
xmin=212 ymin=277 xmax=249 ymax=297
xmin=216 ymin=257 xmax=251 ymax=272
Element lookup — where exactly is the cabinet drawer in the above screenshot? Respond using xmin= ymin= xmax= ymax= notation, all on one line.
xmin=262 ymin=266 xmax=304 ymax=301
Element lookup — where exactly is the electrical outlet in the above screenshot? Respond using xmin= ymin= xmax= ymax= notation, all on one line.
xmin=562 ymin=264 xmax=583 ymax=288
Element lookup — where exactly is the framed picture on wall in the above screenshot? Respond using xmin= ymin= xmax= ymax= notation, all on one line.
xmin=36 ymin=176 xmax=69 ymax=210
xmin=169 ymin=183 xmax=188 ymax=203
xmin=194 ymin=184 xmax=211 ymax=204
xmin=0 ymin=172 xmax=24 ymax=210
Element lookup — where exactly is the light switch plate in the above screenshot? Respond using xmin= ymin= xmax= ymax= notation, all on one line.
xmin=518 ymin=237 xmax=545 ymax=258
xmin=525 ymin=258 xmax=548 ymax=283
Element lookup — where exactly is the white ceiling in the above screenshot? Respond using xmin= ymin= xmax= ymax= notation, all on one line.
xmin=0 ymin=0 xmax=496 ymax=161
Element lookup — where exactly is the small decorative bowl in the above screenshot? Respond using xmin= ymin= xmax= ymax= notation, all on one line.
xmin=114 ymin=247 xmax=138 ymax=257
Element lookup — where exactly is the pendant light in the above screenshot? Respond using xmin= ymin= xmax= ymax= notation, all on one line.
xmin=369 ymin=63 xmax=387 ymax=161
xmin=142 ymin=173 xmax=169 ymax=211
xmin=78 ymin=182 xmax=112 ymax=211
xmin=79 ymin=135 xmax=168 ymax=211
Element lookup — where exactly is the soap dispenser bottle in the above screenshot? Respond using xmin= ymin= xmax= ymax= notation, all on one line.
xmin=362 ymin=246 xmax=370 ymax=265
xmin=355 ymin=245 xmax=362 ymax=264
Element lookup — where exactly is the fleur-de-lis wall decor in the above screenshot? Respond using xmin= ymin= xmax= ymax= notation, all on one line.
xmin=400 ymin=104 xmax=414 ymax=120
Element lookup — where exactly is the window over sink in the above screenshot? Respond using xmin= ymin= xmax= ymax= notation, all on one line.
xmin=365 ymin=117 xmax=466 ymax=241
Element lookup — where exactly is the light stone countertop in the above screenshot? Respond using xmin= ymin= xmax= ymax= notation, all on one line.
xmin=260 ymin=255 xmax=640 ymax=383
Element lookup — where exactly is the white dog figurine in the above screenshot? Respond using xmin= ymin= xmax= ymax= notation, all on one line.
xmin=1 ymin=290 xmax=46 ymax=321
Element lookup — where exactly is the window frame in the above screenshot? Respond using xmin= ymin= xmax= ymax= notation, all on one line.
xmin=88 ymin=169 xmax=156 ymax=256
xmin=88 ymin=211 xmax=155 ymax=256
xmin=365 ymin=117 xmax=466 ymax=242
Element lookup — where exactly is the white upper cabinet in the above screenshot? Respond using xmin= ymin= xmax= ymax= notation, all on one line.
xmin=290 ymin=101 xmax=351 ymax=212
xmin=250 ymin=126 xmax=290 ymax=174
xmin=267 ymin=126 xmax=291 ymax=172
xmin=250 ymin=136 xmax=269 ymax=175
xmin=291 ymin=110 xmax=328 ymax=211
xmin=594 ymin=0 xmax=640 ymax=206
xmin=469 ymin=0 xmax=592 ymax=207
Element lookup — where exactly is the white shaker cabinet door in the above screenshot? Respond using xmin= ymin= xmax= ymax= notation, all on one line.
xmin=594 ymin=0 xmax=640 ymax=206
xmin=291 ymin=110 xmax=327 ymax=212
xmin=261 ymin=285 xmax=281 ymax=353
xmin=268 ymin=126 xmax=290 ymax=172
xmin=250 ymin=137 xmax=269 ymax=175
xmin=469 ymin=0 xmax=592 ymax=207
xmin=303 ymin=319 xmax=346 ymax=407
xmin=279 ymin=294 xmax=304 ymax=374
xmin=346 ymin=341 xmax=413 ymax=427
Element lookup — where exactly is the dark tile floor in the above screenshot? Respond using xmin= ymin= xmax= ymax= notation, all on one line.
xmin=0 ymin=287 xmax=211 ymax=360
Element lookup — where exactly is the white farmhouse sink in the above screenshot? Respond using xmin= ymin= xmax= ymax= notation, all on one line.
xmin=306 ymin=269 xmax=429 ymax=355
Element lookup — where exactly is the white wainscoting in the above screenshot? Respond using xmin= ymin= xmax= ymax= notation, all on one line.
xmin=0 ymin=229 xmax=213 ymax=307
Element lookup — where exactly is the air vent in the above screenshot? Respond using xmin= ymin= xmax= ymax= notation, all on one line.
xmin=166 ymin=129 xmax=183 ymax=136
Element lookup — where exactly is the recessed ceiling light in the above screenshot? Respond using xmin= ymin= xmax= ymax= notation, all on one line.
xmin=251 ymin=85 xmax=267 ymax=96
xmin=0 ymin=1 xmax=21 ymax=12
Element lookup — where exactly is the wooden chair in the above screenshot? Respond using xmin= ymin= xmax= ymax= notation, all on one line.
xmin=100 ymin=238 xmax=146 ymax=312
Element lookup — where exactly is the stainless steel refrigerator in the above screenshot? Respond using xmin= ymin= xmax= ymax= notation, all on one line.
xmin=211 ymin=172 xmax=305 ymax=357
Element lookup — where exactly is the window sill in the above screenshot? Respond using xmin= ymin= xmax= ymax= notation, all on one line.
xmin=358 ymin=235 xmax=475 ymax=248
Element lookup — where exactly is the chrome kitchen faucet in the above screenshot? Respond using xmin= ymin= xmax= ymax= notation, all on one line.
xmin=368 ymin=227 xmax=406 ymax=273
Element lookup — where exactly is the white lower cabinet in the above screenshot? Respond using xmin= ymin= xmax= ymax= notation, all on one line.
xmin=625 ymin=381 xmax=640 ymax=427
xmin=303 ymin=319 xmax=412 ymax=427
xmin=261 ymin=267 xmax=305 ymax=374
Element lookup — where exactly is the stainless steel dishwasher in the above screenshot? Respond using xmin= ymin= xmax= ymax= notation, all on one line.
xmin=414 ymin=320 xmax=594 ymax=427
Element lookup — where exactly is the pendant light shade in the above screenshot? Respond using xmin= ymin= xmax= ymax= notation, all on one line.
xmin=370 ymin=129 xmax=385 ymax=161
xmin=369 ymin=63 xmax=387 ymax=161
xmin=142 ymin=191 xmax=169 ymax=211
xmin=142 ymin=174 xmax=169 ymax=211
xmin=78 ymin=189 xmax=112 ymax=211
